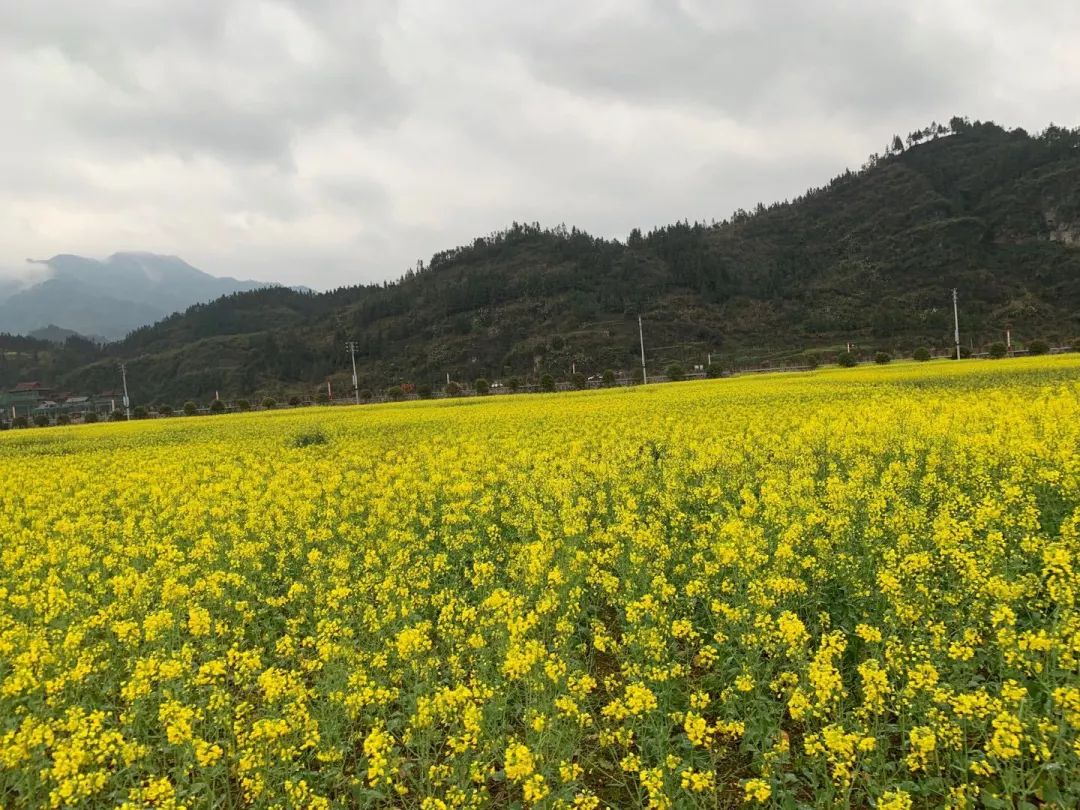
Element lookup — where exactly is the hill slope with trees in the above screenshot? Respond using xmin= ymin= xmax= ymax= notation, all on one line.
xmin=5 ymin=117 xmax=1078 ymax=404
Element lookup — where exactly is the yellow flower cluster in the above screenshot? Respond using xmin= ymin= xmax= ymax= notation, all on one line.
xmin=1 ymin=355 xmax=1079 ymax=807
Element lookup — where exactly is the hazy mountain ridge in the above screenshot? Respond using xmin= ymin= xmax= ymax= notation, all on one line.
xmin=0 ymin=252 xmax=269 ymax=340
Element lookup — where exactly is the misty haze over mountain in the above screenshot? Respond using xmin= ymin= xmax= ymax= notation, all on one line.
xmin=0 ymin=253 xmax=270 ymax=340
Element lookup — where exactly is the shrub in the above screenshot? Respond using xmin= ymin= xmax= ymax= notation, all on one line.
xmin=235 ymin=399 xmax=252 ymax=412
xmin=602 ymin=369 xmax=616 ymax=385
xmin=508 ymin=377 xmax=522 ymax=392
xmin=1027 ymin=339 xmax=1049 ymax=356
xmin=159 ymin=405 xmax=174 ymax=417
xmin=183 ymin=401 xmax=198 ymax=416
xmin=288 ymin=396 xmax=301 ymax=406
xmin=262 ymin=397 xmax=277 ymax=409
xmin=571 ymin=372 xmax=586 ymax=390
xmin=109 ymin=410 xmax=126 ymax=421
xmin=666 ymin=364 xmax=685 ymax=382
xmin=387 ymin=386 xmax=404 ymax=401
xmin=83 ymin=412 xmax=99 ymax=424
xmin=416 ymin=383 xmax=433 ymax=399
xmin=360 ymin=389 xmax=373 ymax=402
xmin=474 ymin=378 xmax=490 ymax=396
xmin=874 ymin=352 xmax=891 ymax=365
xmin=0 ymin=420 xmax=8 ymax=430
xmin=988 ymin=342 xmax=1007 ymax=359
xmin=13 ymin=416 xmax=29 ymax=429
xmin=801 ymin=354 xmax=820 ymax=370
xmin=837 ymin=352 xmax=858 ymax=368
xmin=132 ymin=405 xmax=149 ymax=419
xmin=56 ymin=414 xmax=72 ymax=426
xmin=33 ymin=414 xmax=51 ymax=427
xmin=315 ymin=391 xmax=330 ymax=405
xmin=540 ymin=374 xmax=556 ymax=392
xmin=291 ymin=428 xmax=328 ymax=448
xmin=913 ymin=347 xmax=931 ymax=362
xmin=209 ymin=399 xmax=226 ymax=414
xmin=446 ymin=381 xmax=463 ymax=397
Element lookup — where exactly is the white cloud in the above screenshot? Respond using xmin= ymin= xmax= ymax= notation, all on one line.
xmin=0 ymin=0 xmax=1077 ymax=289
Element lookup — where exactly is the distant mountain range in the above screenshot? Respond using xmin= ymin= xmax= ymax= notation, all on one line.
xmin=0 ymin=253 xmax=270 ymax=340
xmin=1 ymin=117 xmax=1078 ymax=404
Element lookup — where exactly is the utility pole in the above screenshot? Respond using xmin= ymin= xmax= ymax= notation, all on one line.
xmin=638 ymin=314 xmax=648 ymax=384
xmin=120 ymin=362 xmax=131 ymax=420
xmin=345 ymin=341 xmax=359 ymax=405
xmin=952 ymin=288 xmax=961 ymax=360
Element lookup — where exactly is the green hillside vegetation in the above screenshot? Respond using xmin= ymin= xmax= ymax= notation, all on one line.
xmin=4 ymin=117 xmax=1079 ymax=404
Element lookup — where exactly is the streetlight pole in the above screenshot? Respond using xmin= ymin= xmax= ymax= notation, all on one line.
xmin=120 ymin=362 xmax=131 ymax=420
xmin=638 ymin=315 xmax=648 ymax=385
xmin=952 ymin=288 xmax=961 ymax=361
xmin=345 ymin=341 xmax=359 ymax=405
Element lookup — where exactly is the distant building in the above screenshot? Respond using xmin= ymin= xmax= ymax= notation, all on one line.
xmin=0 ymin=382 xmax=55 ymax=417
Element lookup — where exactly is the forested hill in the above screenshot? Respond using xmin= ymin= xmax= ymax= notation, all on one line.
xmin=4 ymin=117 xmax=1079 ymax=403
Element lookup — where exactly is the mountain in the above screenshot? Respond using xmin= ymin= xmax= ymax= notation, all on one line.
xmin=27 ymin=324 xmax=103 ymax=344
xmin=6 ymin=117 xmax=1079 ymax=404
xmin=0 ymin=253 xmax=269 ymax=340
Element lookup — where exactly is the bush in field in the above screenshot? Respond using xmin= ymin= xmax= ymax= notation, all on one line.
xmin=183 ymin=401 xmax=198 ymax=416
xmin=360 ymin=389 xmax=373 ymax=402
xmin=315 ymin=391 xmax=330 ymax=405
xmin=1027 ymin=339 xmax=1049 ymax=356
xmin=446 ymin=382 xmax=463 ymax=397
xmin=159 ymin=405 xmax=174 ymax=417
xmin=666 ymin=364 xmax=685 ymax=382
xmin=913 ymin=347 xmax=931 ymax=362
xmin=288 ymin=396 xmax=301 ymax=406
xmin=474 ymin=378 xmax=490 ymax=396
xmin=571 ymin=372 xmax=587 ymax=390
xmin=262 ymin=397 xmax=277 ymax=409
xmin=132 ymin=406 xmax=149 ymax=419
xmin=988 ymin=342 xmax=1007 ymax=359
xmin=416 ymin=384 xmax=434 ymax=399
xmin=602 ymin=369 xmax=617 ymax=385
xmin=874 ymin=352 xmax=891 ymax=365
xmin=209 ymin=400 xmax=226 ymax=414
xmin=83 ymin=413 xmax=99 ymax=424
xmin=837 ymin=352 xmax=858 ymax=368
xmin=508 ymin=377 xmax=522 ymax=393
xmin=235 ymin=399 xmax=251 ymax=412
xmin=540 ymin=374 xmax=556 ymax=392
xmin=387 ymin=386 xmax=404 ymax=401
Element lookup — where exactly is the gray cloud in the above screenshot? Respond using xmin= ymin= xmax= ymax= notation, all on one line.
xmin=0 ymin=0 xmax=1077 ymax=291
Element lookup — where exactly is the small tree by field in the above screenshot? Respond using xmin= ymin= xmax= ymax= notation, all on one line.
xmin=315 ymin=391 xmax=330 ymax=405
xmin=474 ymin=378 xmax=490 ymax=395
xmin=416 ymin=383 xmax=433 ymax=399
xmin=33 ymin=414 xmax=50 ymax=427
xmin=602 ymin=369 xmax=616 ymax=385
xmin=446 ymin=381 xmax=463 ymax=397
xmin=288 ymin=396 xmax=301 ymax=406
xmin=132 ymin=405 xmax=149 ymax=419
xmin=209 ymin=399 xmax=226 ymax=414
xmin=159 ymin=404 xmax=174 ymax=417
xmin=988 ymin=342 xmax=1007 ymax=359
xmin=262 ymin=397 xmax=277 ymax=409
xmin=236 ymin=399 xmax=252 ymax=412
xmin=1027 ymin=339 xmax=1049 ymax=356
xmin=183 ymin=401 xmax=198 ymax=416
xmin=360 ymin=389 xmax=373 ymax=402
xmin=507 ymin=377 xmax=522 ymax=392
xmin=913 ymin=347 xmax=931 ymax=362
xmin=666 ymin=364 xmax=685 ymax=382
xmin=109 ymin=410 xmax=126 ymax=421
xmin=56 ymin=414 xmax=72 ymax=426
xmin=801 ymin=354 xmax=820 ymax=370
xmin=874 ymin=352 xmax=891 ymax=365
xmin=837 ymin=352 xmax=858 ymax=367
xmin=571 ymin=372 xmax=586 ymax=390
xmin=83 ymin=412 xmax=98 ymax=424
xmin=387 ymin=386 xmax=404 ymax=401
xmin=13 ymin=416 xmax=29 ymax=428
xmin=540 ymin=374 xmax=556 ymax=392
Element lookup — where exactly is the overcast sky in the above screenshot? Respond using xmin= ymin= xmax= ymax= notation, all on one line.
xmin=1 ymin=0 xmax=1078 ymax=289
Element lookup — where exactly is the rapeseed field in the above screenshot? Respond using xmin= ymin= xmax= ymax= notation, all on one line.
xmin=2 ymin=356 xmax=1079 ymax=809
